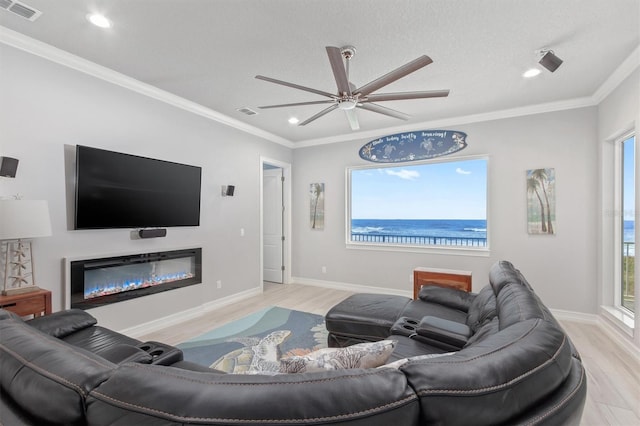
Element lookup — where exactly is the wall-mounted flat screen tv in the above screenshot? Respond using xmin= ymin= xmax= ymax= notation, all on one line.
xmin=74 ymin=145 xmax=202 ymax=229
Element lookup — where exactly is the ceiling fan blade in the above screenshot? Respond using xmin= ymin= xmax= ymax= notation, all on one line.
xmin=255 ymin=75 xmax=336 ymax=98
xmin=355 ymin=55 xmax=433 ymax=97
xmin=258 ymin=100 xmax=335 ymax=109
xmin=326 ymin=46 xmax=351 ymax=95
xmin=345 ymin=109 xmax=360 ymax=130
xmin=362 ymin=90 xmax=450 ymax=103
xmin=357 ymin=103 xmax=410 ymax=120
xmin=299 ymin=104 xmax=339 ymax=126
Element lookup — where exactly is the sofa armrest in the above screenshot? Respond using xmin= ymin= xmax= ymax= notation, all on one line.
xmin=418 ymin=285 xmax=476 ymax=312
xmin=416 ymin=316 xmax=471 ymax=348
xmin=26 ymin=309 xmax=97 ymax=338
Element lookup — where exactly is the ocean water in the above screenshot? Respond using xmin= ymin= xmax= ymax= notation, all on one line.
xmin=624 ymin=220 xmax=634 ymax=242
xmin=351 ymin=219 xmax=487 ymax=240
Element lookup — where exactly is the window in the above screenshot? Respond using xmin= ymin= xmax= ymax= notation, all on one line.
xmin=621 ymin=135 xmax=635 ymax=313
xmin=347 ymin=157 xmax=488 ymax=251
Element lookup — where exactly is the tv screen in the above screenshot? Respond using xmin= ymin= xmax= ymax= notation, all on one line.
xmin=75 ymin=145 xmax=202 ymax=229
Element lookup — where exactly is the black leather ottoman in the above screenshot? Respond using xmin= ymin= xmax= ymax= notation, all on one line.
xmin=326 ymin=293 xmax=411 ymax=347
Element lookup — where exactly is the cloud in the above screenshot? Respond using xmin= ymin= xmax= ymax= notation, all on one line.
xmin=456 ymin=168 xmax=471 ymax=175
xmin=386 ymin=169 xmax=420 ymax=180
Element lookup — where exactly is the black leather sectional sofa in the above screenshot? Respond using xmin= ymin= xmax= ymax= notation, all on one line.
xmin=325 ymin=261 xmax=587 ymax=425
xmin=0 ymin=261 xmax=586 ymax=425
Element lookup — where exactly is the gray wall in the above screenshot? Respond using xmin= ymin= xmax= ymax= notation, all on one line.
xmin=0 ymin=44 xmax=292 ymax=330
xmin=292 ymin=107 xmax=599 ymax=314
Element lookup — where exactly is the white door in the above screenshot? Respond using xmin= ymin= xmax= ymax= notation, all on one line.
xmin=263 ymin=168 xmax=283 ymax=283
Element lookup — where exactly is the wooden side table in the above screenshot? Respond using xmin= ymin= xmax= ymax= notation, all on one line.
xmin=0 ymin=288 xmax=52 ymax=318
xmin=413 ymin=267 xmax=472 ymax=299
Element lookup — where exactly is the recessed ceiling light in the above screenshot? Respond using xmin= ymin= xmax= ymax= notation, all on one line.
xmin=288 ymin=117 xmax=299 ymax=125
xmin=87 ymin=13 xmax=111 ymax=28
xmin=522 ymin=68 xmax=541 ymax=78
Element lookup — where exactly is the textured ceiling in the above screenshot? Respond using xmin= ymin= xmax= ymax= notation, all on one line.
xmin=1 ymin=0 xmax=638 ymax=145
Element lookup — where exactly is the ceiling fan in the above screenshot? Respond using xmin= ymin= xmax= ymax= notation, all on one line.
xmin=255 ymin=46 xmax=449 ymax=131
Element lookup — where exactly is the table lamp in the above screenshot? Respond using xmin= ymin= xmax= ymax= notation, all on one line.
xmin=0 ymin=199 xmax=52 ymax=295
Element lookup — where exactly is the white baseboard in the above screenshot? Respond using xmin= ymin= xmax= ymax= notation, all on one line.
xmin=292 ymin=276 xmax=413 ymax=298
xmin=596 ymin=314 xmax=640 ymax=362
xmin=550 ymin=309 xmax=598 ymax=324
xmin=119 ymin=287 xmax=263 ymax=338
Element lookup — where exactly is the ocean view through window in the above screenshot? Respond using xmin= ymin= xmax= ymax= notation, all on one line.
xmin=621 ymin=135 xmax=635 ymax=313
xmin=348 ymin=157 xmax=487 ymax=250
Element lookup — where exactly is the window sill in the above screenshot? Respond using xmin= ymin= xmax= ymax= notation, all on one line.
xmin=600 ymin=305 xmax=635 ymax=337
xmin=345 ymin=241 xmax=490 ymax=257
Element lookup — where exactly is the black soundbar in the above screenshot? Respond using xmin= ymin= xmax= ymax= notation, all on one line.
xmin=138 ymin=228 xmax=167 ymax=239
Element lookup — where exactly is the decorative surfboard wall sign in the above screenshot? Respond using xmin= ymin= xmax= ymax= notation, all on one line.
xmin=359 ymin=130 xmax=467 ymax=163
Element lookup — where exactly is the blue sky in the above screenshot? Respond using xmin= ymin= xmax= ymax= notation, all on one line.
xmin=351 ymin=158 xmax=487 ymax=220
xmin=623 ymin=136 xmax=635 ymax=221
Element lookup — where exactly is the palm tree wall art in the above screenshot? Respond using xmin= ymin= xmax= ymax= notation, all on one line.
xmin=527 ymin=168 xmax=555 ymax=234
xmin=310 ymin=183 xmax=325 ymax=230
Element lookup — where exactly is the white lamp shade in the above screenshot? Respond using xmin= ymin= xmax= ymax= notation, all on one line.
xmin=0 ymin=199 xmax=52 ymax=240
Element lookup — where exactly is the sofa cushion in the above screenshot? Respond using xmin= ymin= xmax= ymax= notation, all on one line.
xmin=27 ymin=308 xmax=97 ymax=338
xmin=489 ymin=260 xmax=533 ymax=294
xmin=496 ymin=284 xmax=545 ymax=330
xmin=279 ymin=340 xmax=396 ymax=373
xmin=465 ymin=285 xmax=497 ymax=332
xmin=417 ymin=285 xmax=475 ymax=312
xmin=399 ymin=299 xmax=468 ymax=324
xmin=0 ymin=316 xmax=115 ymax=425
xmin=61 ymin=325 xmax=141 ymax=355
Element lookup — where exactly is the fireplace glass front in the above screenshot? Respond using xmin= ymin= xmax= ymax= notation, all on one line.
xmin=70 ymin=248 xmax=202 ymax=309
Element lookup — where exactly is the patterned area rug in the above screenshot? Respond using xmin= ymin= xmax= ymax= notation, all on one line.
xmin=177 ymin=306 xmax=328 ymax=373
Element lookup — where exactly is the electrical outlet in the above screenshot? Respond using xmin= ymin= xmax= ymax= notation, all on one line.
xmin=216 ymin=280 xmax=222 ymax=289
xmin=240 ymin=228 xmax=245 ymax=237
xmin=321 ymin=266 xmax=327 ymax=274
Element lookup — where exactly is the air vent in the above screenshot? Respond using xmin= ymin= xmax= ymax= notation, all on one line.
xmin=237 ymin=107 xmax=258 ymax=116
xmin=0 ymin=0 xmax=42 ymax=21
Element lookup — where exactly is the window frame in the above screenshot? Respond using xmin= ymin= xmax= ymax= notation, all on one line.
xmin=615 ymin=132 xmax=636 ymax=316
xmin=345 ymin=155 xmax=490 ymax=256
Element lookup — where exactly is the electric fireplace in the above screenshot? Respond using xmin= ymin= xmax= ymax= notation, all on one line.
xmin=69 ymin=248 xmax=202 ymax=309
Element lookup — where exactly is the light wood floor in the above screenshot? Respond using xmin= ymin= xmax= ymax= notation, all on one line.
xmin=139 ymin=283 xmax=640 ymax=426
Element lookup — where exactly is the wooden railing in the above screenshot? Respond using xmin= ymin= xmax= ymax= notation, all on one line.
xmin=622 ymin=242 xmax=635 ymax=312
xmin=350 ymin=233 xmax=487 ymax=247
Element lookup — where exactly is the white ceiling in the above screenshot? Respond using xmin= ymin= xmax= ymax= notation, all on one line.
xmin=1 ymin=0 xmax=638 ymax=146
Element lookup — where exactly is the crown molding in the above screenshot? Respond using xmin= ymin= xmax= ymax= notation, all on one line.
xmin=592 ymin=44 xmax=640 ymax=105
xmin=0 ymin=26 xmax=294 ymax=149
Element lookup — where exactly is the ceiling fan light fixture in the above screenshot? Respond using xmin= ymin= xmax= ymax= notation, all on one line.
xmin=255 ymin=45 xmax=449 ymax=130
xmin=337 ymin=98 xmax=357 ymax=110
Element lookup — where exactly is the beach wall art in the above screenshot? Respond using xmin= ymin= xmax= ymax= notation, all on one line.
xmin=359 ymin=130 xmax=467 ymax=163
xmin=526 ymin=168 xmax=555 ymax=235
xmin=310 ymin=183 xmax=324 ymax=230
